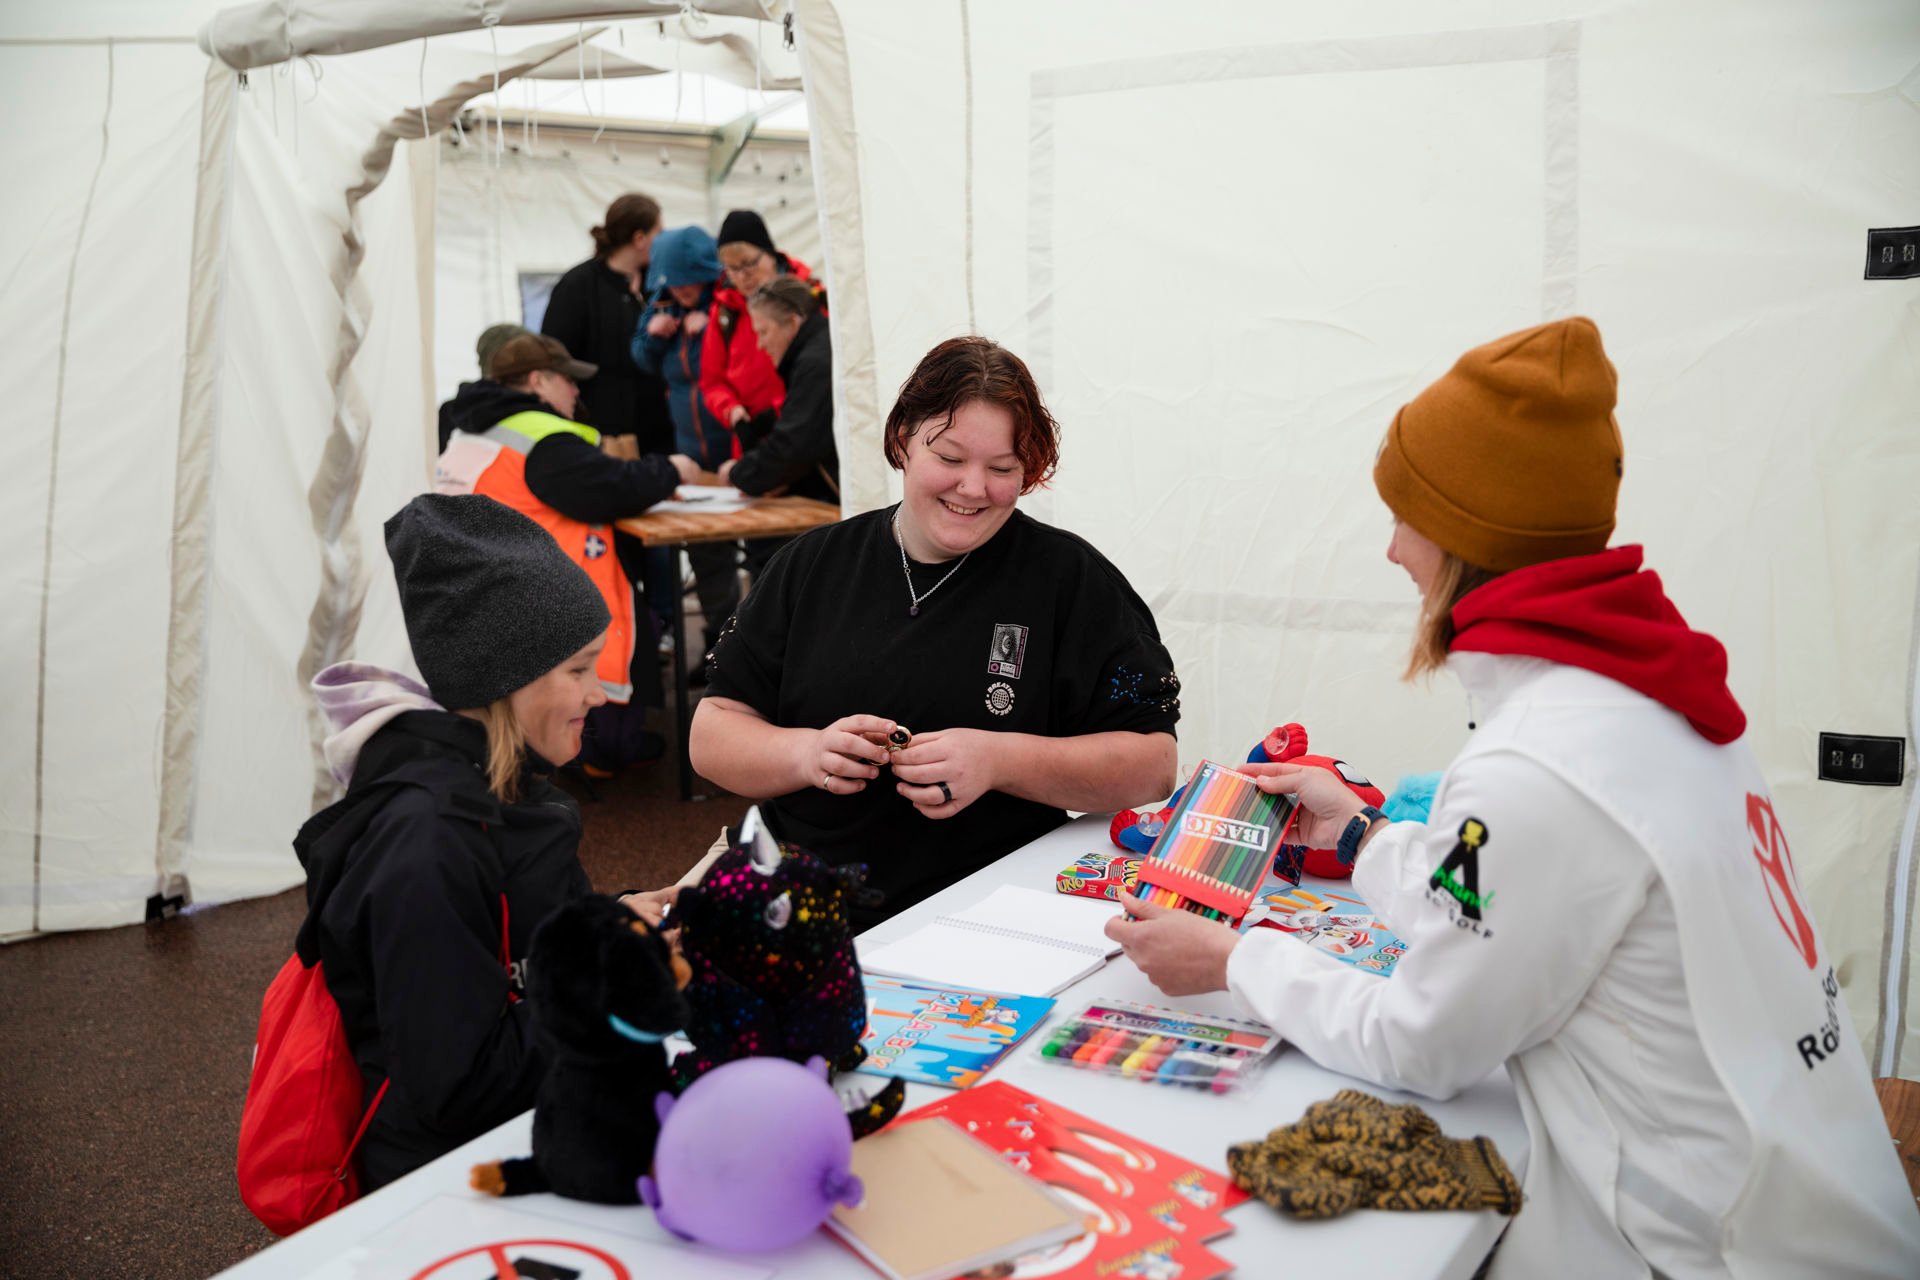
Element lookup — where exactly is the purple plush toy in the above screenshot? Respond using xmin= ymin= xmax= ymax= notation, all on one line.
xmin=639 ymin=1055 xmax=864 ymax=1251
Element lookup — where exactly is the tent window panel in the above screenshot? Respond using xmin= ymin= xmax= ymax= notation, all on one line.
xmin=519 ymin=270 xmax=564 ymax=333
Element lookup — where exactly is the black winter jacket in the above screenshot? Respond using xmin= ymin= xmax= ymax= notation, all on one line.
xmin=730 ymin=312 xmax=839 ymax=504
xmin=294 ymin=711 xmax=592 ymax=1189
xmin=438 ymin=380 xmax=680 ymax=525
xmin=541 ymin=257 xmax=674 ymax=454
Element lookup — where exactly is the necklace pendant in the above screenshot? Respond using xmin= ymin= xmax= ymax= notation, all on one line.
xmin=909 ymin=604 xmax=920 ymax=617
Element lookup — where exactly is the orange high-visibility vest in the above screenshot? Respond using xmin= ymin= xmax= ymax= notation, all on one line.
xmin=433 ymin=412 xmax=634 ymax=703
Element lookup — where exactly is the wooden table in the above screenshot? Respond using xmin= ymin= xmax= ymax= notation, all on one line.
xmin=617 ymin=496 xmax=841 ymax=799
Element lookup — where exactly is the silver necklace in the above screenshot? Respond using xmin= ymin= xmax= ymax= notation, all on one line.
xmin=893 ymin=510 xmax=969 ymax=617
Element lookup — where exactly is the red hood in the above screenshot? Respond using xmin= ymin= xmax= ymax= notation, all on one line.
xmin=1449 ymin=545 xmax=1746 ymax=744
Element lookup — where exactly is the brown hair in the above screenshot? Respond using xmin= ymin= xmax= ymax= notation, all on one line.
xmin=747 ymin=277 xmax=820 ymax=324
xmin=475 ymin=699 xmax=528 ymax=803
xmin=590 ymin=193 xmax=661 ymax=257
xmin=1405 ymin=553 xmax=1501 ymax=681
xmin=883 ymin=337 xmax=1060 ymax=494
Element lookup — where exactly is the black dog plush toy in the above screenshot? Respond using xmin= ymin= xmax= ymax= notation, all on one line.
xmin=673 ymin=809 xmax=904 ymax=1134
xmin=470 ymin=894 xmax=689 ymax=1203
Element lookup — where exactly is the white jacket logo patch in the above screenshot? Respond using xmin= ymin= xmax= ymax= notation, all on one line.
xmin=1428 ymin=818 xmax=1493 ymax=922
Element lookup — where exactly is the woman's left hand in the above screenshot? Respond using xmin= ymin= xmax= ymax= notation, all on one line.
xmin=1104 ymin=891 xmax=1239 ymax=996
xmin=891 ymin=728 xmax=998 ymax=819
xmin=683 ymin=310 xmax=708 ymax=336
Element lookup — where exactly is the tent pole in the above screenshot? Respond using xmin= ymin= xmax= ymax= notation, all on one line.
xmin=154 ymin=60 xmax=240 ymax=913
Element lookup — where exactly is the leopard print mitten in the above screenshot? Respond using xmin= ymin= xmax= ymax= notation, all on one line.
xmin=1228 ymin=1089 xmax=1522 ymax=1220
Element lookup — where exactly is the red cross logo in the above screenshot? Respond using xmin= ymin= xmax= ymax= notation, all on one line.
xmin=1746 ymin=793 xmax=1817 ymax=970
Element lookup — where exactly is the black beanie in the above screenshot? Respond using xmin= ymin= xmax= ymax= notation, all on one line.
xmin=717 ymin=209 xmax=776 ymax=256
xmin=384 ymin=494 xmax=612 ymax=710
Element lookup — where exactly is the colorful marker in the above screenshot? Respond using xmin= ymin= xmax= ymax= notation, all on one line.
xmin=1086 ymin=1029 xmax=1134 ymax=1068
xmin=1119 ymin=1035 xmax=1163 ymax=1077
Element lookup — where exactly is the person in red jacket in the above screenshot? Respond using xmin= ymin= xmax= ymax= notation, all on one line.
xmin=699 ymin=210 xmax=818 ymax=435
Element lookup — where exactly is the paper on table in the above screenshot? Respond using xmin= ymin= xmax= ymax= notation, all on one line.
xmin=647 ymin=484 xmax=752 ymax=515
xmin=859 ymin=885 xmax=1124 ymax=998
xmin=301 ymin=1195 xmax=772 ymax=1280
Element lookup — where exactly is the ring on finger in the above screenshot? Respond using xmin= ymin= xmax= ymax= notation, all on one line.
xmin=936 ymin=780 xmax=954 ymax=805
xmin=823 ymin=771 xmax=834 ymax=790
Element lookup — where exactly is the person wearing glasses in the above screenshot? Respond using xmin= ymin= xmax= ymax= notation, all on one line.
xmin=700 ymin=209 xmax=818 ymax=440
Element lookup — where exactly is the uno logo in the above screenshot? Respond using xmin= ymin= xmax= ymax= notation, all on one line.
xmin=1746 ymin=793 xmax=1817 ymax=970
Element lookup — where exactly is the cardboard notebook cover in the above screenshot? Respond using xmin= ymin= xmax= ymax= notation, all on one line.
xmin=827 ymin=1117 xmax=1084 ymax=1280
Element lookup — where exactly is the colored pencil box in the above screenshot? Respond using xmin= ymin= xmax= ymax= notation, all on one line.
xmin=1035 ymin=998 xmax=1282 ymax=1093
xmin=1135 ymin=760 xmax=1298 ymax=924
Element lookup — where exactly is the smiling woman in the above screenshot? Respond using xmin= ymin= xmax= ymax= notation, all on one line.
xmin=690 ymin=337 xmax=1182 ymax=927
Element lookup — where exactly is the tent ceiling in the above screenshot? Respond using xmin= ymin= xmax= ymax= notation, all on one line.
xmin=198 ymin=0 xmax=780 ymax=72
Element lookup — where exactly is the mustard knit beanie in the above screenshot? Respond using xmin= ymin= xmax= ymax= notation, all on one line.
xmin=1373 ymin=317 xmax=1623 ymax=572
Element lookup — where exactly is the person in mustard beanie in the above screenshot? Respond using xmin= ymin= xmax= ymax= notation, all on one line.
xmin=1372 ymin=315 xmax=1623 ymax=573
xmin=1108 ymin=319 xmax=1920 ymax=1277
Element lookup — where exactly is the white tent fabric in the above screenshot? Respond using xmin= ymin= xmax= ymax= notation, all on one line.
xmin=9 ymin=0 xmax=1919 ymax=1086
xmin=0 ymin=38 xmax=208 ymax=936
xmin=2 ymin=6 xmax=803 ymax=942
xmin=796 ymin=0 xmax=1920 ymax=1072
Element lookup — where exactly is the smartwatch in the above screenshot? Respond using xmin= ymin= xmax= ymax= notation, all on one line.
xmin=1335 ymin=805 xmax=1389 ymax=867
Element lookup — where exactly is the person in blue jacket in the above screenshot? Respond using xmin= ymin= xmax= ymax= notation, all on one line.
xmin=632 ymin=225 xmax=739 ymax=656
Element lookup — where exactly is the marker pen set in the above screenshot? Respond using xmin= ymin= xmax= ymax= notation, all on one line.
xmin=1036 ymin=999 xmax=1281 ymax=1093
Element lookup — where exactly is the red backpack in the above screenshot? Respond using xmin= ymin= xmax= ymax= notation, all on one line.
xmin=238 ymin=782 xmax=515 ymax=1236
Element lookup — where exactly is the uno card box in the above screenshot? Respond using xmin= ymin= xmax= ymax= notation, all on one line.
xmin=1055 ymin=852 xmax=1141 ymax=902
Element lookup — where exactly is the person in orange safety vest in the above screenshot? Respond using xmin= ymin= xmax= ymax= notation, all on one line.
xmin=435 ymin=333 xmax=698 ymax=772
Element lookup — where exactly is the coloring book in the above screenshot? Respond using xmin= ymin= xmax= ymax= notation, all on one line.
xmin=856 ymin=975 xmax=1056 ymax=1088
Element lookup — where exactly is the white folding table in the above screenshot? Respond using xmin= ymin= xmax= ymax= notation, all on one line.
xmin=214 ymin=814 xmax=1526 ymax=1280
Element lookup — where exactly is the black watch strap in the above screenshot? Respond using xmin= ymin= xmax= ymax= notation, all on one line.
xmin=1335 ymin=805 xmax=1389 ymax=867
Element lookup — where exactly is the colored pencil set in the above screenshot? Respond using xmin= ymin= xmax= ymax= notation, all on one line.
xmin=1036 ymin=998 xmax=1281 ymax=1093
xmin=1134 ymin=760 xmax=1299 ymax=925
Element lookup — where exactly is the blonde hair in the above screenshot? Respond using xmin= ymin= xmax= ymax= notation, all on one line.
xmin=1405 ymin=553 xmax=1501 ymax=681
xmin=475 ymin=699 xmax=528 ymax=803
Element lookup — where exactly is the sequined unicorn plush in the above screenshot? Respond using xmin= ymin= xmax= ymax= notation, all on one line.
xmin=670 ymin=808 xmax=877 ymax=1089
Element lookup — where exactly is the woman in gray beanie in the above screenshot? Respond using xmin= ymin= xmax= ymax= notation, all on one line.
xmin=287 ymin=494 xmax=674 ymax=1193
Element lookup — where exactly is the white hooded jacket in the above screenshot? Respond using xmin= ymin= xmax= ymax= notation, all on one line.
xmin=1227 ymin=652 xmax=1920 ymax=1278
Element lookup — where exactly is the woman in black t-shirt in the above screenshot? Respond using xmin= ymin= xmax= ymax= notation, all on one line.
xmin=690 ymin=337 xmax=1180 ymax=924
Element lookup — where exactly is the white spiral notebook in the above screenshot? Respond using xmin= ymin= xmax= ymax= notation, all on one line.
xmin=858 ymin=885 xmax=1124 ymax=997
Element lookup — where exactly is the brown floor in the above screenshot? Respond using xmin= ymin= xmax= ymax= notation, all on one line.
xmin=0 ymin=691 xmax=747 ymax=1279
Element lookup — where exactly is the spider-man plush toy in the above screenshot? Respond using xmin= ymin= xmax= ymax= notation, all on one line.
xmin=1109 ymin=724 xmax=1385 ymax=880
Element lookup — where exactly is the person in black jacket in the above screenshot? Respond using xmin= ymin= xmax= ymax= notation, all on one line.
xmin=539 ymin=193 xmax=672 ymax=451
xmin=299 ymin=495 xmax=679 ymax=1189
xmin=437 ymin=333 xmax=699 ymax=764
xmin=541 ymin=192 xmax=681 ymax=644
xmin=719 ymin=277 xmax=838 ymax=506
xmin=436 ymin=322 xmax=529 ymax=455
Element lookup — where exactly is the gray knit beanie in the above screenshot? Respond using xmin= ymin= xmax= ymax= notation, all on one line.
xmin=384 ymin=494 xmax=611 ymax=710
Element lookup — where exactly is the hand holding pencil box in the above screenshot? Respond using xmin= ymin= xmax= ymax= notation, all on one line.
xmin=1134 ymin=760 xmax=1300 ymax=925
